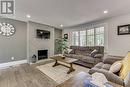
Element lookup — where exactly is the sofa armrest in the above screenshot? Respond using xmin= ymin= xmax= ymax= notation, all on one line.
xmin=124 ymin=72 xmax=130 ymax=87
xmin=63 ymin=53 xmax=70 ymax=57
xmin=103 ymin=55 xmax=123 ymax=64
xmin=89 ymin=68 xmax=124 ymax=86
xmin=94 ymin=54 xmax=103 ymax=58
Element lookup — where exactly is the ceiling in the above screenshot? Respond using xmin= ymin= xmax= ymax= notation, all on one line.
xmin=2 ymin=0 xmax=130 ymax=28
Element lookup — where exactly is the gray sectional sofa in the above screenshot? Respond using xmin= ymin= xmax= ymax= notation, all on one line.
xmin=64 ymin=46 xmax=104 ymax=68
xmin=64 ymin=46 xmax=130 ymax=86
xmin=89 ymin=55 xmax=130 ymax=87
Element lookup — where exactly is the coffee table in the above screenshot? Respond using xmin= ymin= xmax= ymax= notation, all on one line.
xmin=56 ymin=72 xmax=123 ymax=87
xmin=50 ymin=55 xmax=78 ymax=74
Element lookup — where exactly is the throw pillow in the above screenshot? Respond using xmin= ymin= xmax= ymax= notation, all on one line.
xmin=109 ymin=61 xmax=122 ymax=73
xmin=119 ymin=52 xmax=130 ymax=79
xmin=90 ymin=49 xmax=98 ymax=57
xmin=64 ymin=48 xmax=74 ymax=54
xmin=69 ymin=49 xmax=75 ymax=54
xmin=67 ymin=49 xmax=73 ymax=54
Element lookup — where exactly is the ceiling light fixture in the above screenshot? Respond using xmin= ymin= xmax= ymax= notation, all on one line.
xmin=60 ymin=24 xmax=63 ymax=27
xmin=103 ymin=10 xmax=108 ymax=14
xmin=26 ymin=14 xmax=31 ymax=18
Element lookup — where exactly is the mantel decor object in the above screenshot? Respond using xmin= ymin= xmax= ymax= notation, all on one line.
xmin=32 ymin=55 xmax=37 ymax=63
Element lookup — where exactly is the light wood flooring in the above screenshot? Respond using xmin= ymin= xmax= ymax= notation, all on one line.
xmin=0 ymin=63 xmax=57 ymax=87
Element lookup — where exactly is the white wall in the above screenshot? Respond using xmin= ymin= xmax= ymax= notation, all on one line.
xmin=27 ymin=21 xmax=55 ymax=63
xmin=63 ymin=13 xmax=130 ymax=56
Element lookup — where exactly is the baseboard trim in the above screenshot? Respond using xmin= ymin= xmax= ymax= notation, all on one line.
xmin=0 ymin=60 xmax=27 ymax=69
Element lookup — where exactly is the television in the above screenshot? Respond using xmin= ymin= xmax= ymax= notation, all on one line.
xmin=37 ymin=29 xmax=50 ymax=39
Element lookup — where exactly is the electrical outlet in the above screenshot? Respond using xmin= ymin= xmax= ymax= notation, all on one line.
xmin=11 ymin=57 xmax=15 ymax=60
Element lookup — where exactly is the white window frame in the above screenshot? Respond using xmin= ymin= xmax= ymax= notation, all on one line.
xmin=86 ymin=27 xmax=105 ymax=46
xmin=72 ymin=31 xmax=80 ymax=46
xmin=71 ymin=24 xmax=106 ymax=46
xmin=86 ymin=28 xmax=95 ymax=46
xmin=95 ymin=27 xmax=105 ymax=46
xmin=79 ymin=30 xmax=86 ymax=46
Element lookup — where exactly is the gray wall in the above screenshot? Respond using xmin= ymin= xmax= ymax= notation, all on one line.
xmin=0 ymin=18 xmax=27 ymax=63
xmin=27 ymin=21 xmax=55 ymax=63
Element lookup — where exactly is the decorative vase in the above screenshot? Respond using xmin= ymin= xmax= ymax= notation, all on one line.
xmin=32 ymin=55 xmax=37 ymax=63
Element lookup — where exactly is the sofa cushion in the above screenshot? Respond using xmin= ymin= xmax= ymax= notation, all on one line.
xmin=81 ymin=56 xmax=95 ymax=64
xmin=94 ymin=62 xmax=111 ymax=70
xmin=75 ymin=50 xmax=90 ymax=56
xmin=75 ymin=50 xmax=82 ymax=55
xmin=119 ymin=52 xmax=130 ymax=80
xmin=94 ymin=62 xmax=104 ymax=69
xmin=64 ymin=54 xmax=83 ymax=60
xmin=102 ymin=64 xmax=111 ymax=70
xmin=89 ymin=67 xmax=124 ymax=86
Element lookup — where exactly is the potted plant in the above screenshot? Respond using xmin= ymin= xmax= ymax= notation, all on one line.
xmin=55 ymin=37 xmax=68 ymax=54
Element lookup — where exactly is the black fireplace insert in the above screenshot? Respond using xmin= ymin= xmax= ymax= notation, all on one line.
xmin=38 ymin=50 xmax=48 ymax=60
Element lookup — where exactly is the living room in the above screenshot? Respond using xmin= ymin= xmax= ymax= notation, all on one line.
xmin=0 ymin=0 xmax=130 ymax=87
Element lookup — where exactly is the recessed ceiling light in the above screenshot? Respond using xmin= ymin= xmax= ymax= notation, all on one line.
xmin=26 ymin=14 xmax=31 ymax=18
xmin=103 ymin=10 xmax=108 ymax=14
xmin=60 ymin=24 xmax=63 ymax=27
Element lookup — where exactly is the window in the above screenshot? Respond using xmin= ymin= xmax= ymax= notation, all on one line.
xmin=80 ymin=30 xmax=86 ymax=46
xmin=72 ymin=30 xmax=86 ymax=46
xmin=86 ymin=29 xmax=94 ymax=46
xmin=72 ymin=31 xmax=79 ymax=46
xmin=71 ymin=26 xmax=104 ymax=46
xmin=95 ymin=27 xmax=104 ymax=46
xmin=86 ymin=27 xmax=104 ymax=46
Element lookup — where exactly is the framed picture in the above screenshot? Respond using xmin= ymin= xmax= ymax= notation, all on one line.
xmin=64 ymin=34 xmax=68 ymax=39
xmin=118 ymin=24 xmax=130 ymax=35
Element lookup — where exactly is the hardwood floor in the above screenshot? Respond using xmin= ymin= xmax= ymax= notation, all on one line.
xmin=0 ymin=63 xmax=57 ymax=87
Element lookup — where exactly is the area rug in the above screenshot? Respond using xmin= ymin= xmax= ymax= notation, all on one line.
xmin=36 ymin=62 xmax=90 ymax=84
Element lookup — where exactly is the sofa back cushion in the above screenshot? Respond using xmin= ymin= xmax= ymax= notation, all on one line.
xmin=119 ymin=52 xmax=130 ymax=80
xmin=70 ymin=46 xmax=88 ymax=56
xmin=103 ymin=55 xmax=123 ymax=64
xmin=70 ymin=46 xmax=104 ymax=56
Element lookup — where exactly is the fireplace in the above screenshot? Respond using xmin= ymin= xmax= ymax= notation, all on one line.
xmin=38 ymin=50 xmax=48 ymax=60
